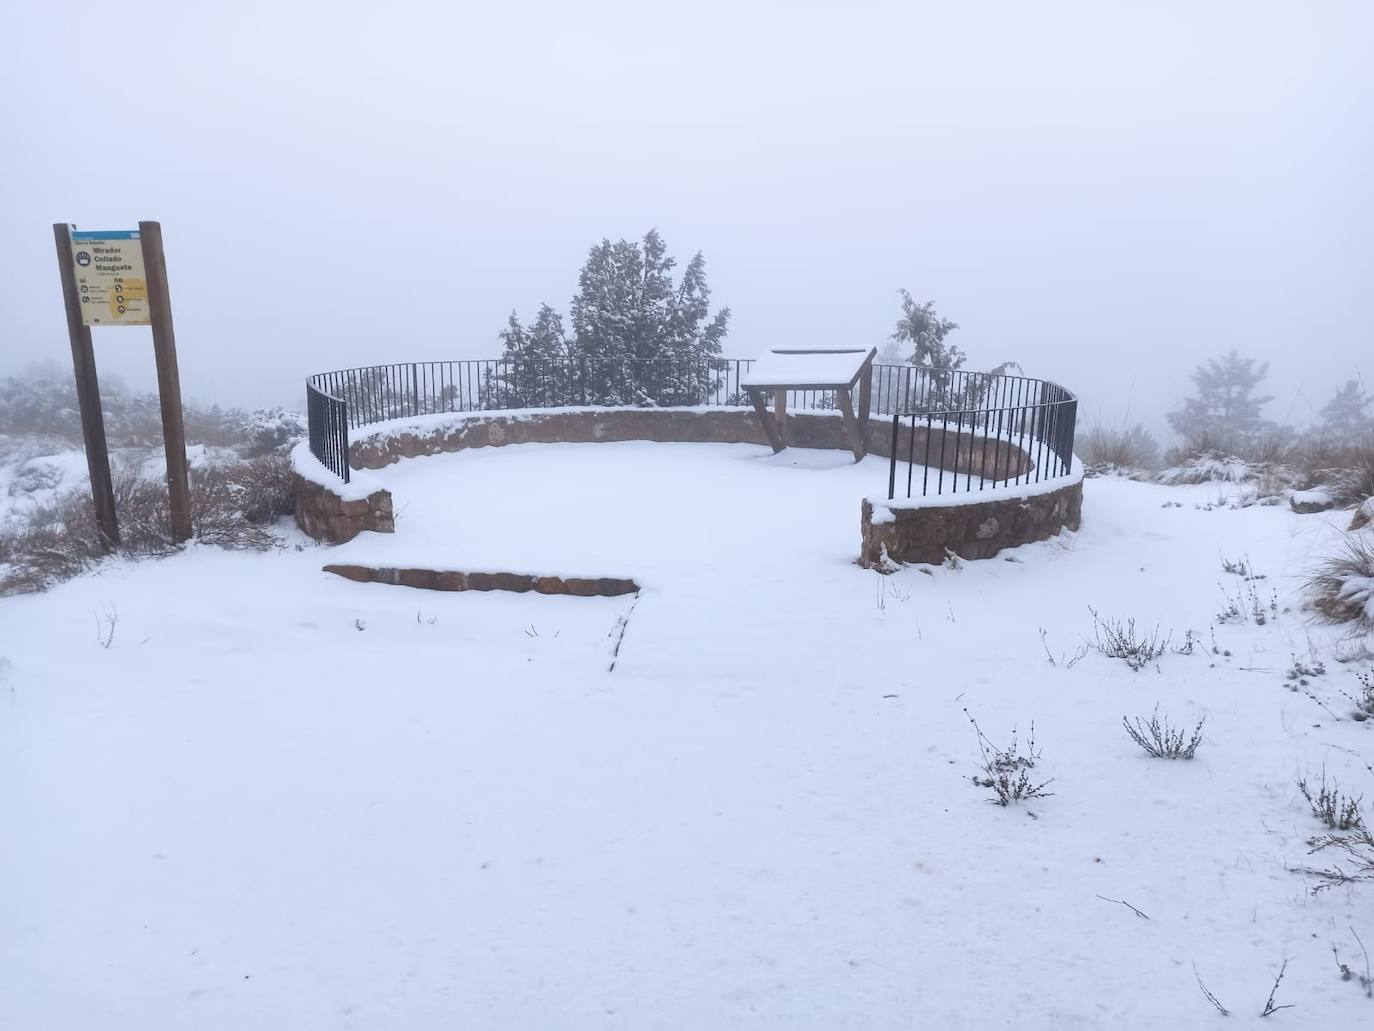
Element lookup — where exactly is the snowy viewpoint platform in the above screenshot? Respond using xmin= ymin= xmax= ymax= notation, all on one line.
xmin=740 ymin=347 xmax=877 ymax=460
xmin=293 ymin=403 xmax=1084 ymax=577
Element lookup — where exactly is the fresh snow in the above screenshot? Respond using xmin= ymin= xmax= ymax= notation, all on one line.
xmin=3 ymin=440 xmax=1373 ymax=1030
xmin=869 ymin=456 xmax=1083 ymax=517
xmin=289 ymin=440 xmax=387 ymax=502
xmin=740 ymin=348 xmax=872 ymax=388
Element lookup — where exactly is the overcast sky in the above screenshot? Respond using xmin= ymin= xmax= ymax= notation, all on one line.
xmin=3 ymin=1 xmax=1369 ymax=431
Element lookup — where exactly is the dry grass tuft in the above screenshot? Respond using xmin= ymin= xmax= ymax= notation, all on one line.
xmin=1079 ymin=423 xmax=1160 ymax=477
xmin=1306 ymin=534 xmax=1374 ymax=628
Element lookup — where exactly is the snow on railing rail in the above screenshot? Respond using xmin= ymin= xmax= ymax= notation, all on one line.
xmin=303 ymin=359 xmax=1076 ymax=499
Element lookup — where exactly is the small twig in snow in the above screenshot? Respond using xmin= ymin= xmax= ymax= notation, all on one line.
xmin=1259 ymin=959 xmax=1293 ymax=1017
xmin=1194 ymin=963 xmax=1230 ymax=1016
xmin=1354 ymin=927 xmax=1373 ymax=999
xmin=96 ymin=604 xmax=118 ymax=649
xmin=1095 ymin=895 xmax=1150 ymax=920
xmin=1304 ymin=691 xmax=1342 ymax=722
xmin=608 ymin=593 xmax=640 ymax=673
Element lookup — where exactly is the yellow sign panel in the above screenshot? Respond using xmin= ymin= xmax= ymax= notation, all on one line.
xmin=69 ymin=228 xmax=150 ymax=326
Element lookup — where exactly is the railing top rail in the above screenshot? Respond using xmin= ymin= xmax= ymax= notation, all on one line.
xmin=307 ymin=358 xmax=1069 ymax=387
xmin=305 ymin=379 xmax=347 ymax=404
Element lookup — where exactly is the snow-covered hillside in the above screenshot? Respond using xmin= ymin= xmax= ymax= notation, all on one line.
xmin=2 ymin=441 xmax=1371 ymax=1029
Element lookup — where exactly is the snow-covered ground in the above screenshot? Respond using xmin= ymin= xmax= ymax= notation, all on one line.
xmin=3 ymin=440 xmax=1372 ymax=1029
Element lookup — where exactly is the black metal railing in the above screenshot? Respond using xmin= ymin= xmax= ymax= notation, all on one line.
xmin=886 ymin=378 xmax=1077 ymax=499
xmin=307 ymin=381 xmax=351 ymax=483
xmin=303 ymin=358 xmax=1076 ymax=497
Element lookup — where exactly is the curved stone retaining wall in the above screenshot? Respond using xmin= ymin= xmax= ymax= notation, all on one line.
xmin=294 ymin=407 xmax=1080 ymax=569
xmin=348 ymin=407 xmax=1031 ymax=483
xmin=293 ymin=472 xmax=394 ymax=544
xmin=860 ymin=478 xmax=1083 ymax=568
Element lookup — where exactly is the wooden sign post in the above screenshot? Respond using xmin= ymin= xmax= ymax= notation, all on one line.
xmin=53 ymin=222 xmax=192 ymax=549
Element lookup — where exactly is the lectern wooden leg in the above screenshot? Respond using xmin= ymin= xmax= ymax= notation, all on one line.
xmin=748 ymin=389 xmax=786 ymax=453
xmin=857 ymin=360 xmax=873 ymax=439
xmin=837 ymin=388 xmax=864 ymax=462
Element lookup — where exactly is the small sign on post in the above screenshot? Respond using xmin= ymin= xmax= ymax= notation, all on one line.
xmin=54 ymin=222 xmax=192 ymax=548
xmin=69 ymin=230 xmax=151 ymax=325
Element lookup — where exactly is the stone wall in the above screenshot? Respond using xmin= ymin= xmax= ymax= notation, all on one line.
xmin=348 ymin=407 xmax=1031 ymax=482
xmin=323 ymin=563 xmax=638 ymax=596
xmin=292 ymin=473 xmax=394 ymax=544
xmin=859 ymin=479 xmax=1083 ymax=568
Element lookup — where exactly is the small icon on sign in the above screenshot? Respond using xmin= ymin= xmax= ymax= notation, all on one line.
xmin=80 ymin=285 xmax=88 ymax=293
xmin=75 ymin=251 xmax=91 ymax=267
xmin=116 ymin=295 xmax=125 ymax=303
xmin=117 ymin=305 xmax=127 ymax=314
xmin=81 ymin=296 xmax=90 ymax=304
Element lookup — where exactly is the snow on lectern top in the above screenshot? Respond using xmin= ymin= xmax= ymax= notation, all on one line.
xmin=740 ymin=348 xmax=875 ymax=389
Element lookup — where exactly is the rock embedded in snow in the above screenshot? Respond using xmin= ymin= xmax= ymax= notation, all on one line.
xmin=1289 ymin=488 xmax=1335 ymax=514
xmin=1351 ymin=497 xmax=1374 ymax=530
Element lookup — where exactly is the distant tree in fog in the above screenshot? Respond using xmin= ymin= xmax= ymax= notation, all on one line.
xmin=1319 ymin=378 xmax=1372 ymax=437
xmin=1167 ymin=350 xmax=1276 ymax=453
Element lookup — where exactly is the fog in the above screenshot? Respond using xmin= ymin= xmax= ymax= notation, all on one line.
xmin=3 ymin=1 xmax=1369 ymax=431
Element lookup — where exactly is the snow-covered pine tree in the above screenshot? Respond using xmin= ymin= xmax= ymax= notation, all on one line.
xmin=1167 ymin=350 xmax=1276 ymax=455
xmin=1319 ymin=379 xmax=1372 ymax=437
xmin=889 ymin=292 xmax=964 ymax=410
xmin=482 ymin=305 xmax=571 ymax=409
xmin=571 ymin=238 xmax=645 ymax=406
xmin=657 ymin=249 xmax=729 ymax=405
xmin=570 ymin=230 xmax=729 ymax=406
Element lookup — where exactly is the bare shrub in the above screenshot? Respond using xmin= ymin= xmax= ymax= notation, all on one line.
xmin=1079 ymin=423 xmax=1160 ymax=477
xmin=1220 ymin=554 xmax=1265 ymax=580
xmin=1303 ymin=829 xmax=1374 ymax=893
xmin=1292 ymin=431 xmax=1374 ymax=507
xmin=1305 ymin=534 xmax=1374 ymax=627
xmin=1331 ymin=935 xmax=1374 ymax=998
xmin=0 ymin=457 xmax=288 ymax=595
xmin=1344 ymin=671 xmax=1374 ymax=721
xmin=1088 ymin=607 xmax=1174 ymax=671
xmin=202 ymin=455 xmax=295 ymax=527
xmin=1217 ymin=581 xmax=1278 ymax=626
xmin=1123 ymin=707 xmax=1205 ymax=759
xmin=964 ymin=709 xmax=1053 ymax=806
xmin=1298 ymin=773 xmax=1365 ymax=830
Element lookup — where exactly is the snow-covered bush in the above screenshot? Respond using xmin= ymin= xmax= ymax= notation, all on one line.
xmin=236 ymin=409 xmax=308 ymax=458
xmin=1158 ymin=450 xmax=1271 ymax=486
xmin=1078 ymin=423 xmax=1160 ymax=478
xmin=1297 ymin=773 xmax=1364 ymax=831
xmin=5 ymin=459 xmax=63 ymax=497
xmin=1287 ymin=431 xmax=1374 ymax=507
xmin=0 ymin=455 xmax=292 ymax=595
xmin=0 ymin=373 xmax=304 ymax=457
xmin=1344 ymin=671 xmax=1374 ymax=721
xmin=1122 ymin=708 xmax=1205 ymax=759
xmin=1088 ymin=608 xmax=1179 ymax=670
xmin=1305 ymin=534 xmax=1374 ymax=628
xmin=1217 ymin=581 xmax=1278 ymax=626
xmin=965 ymin=710 xmax=1053 ymax=806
